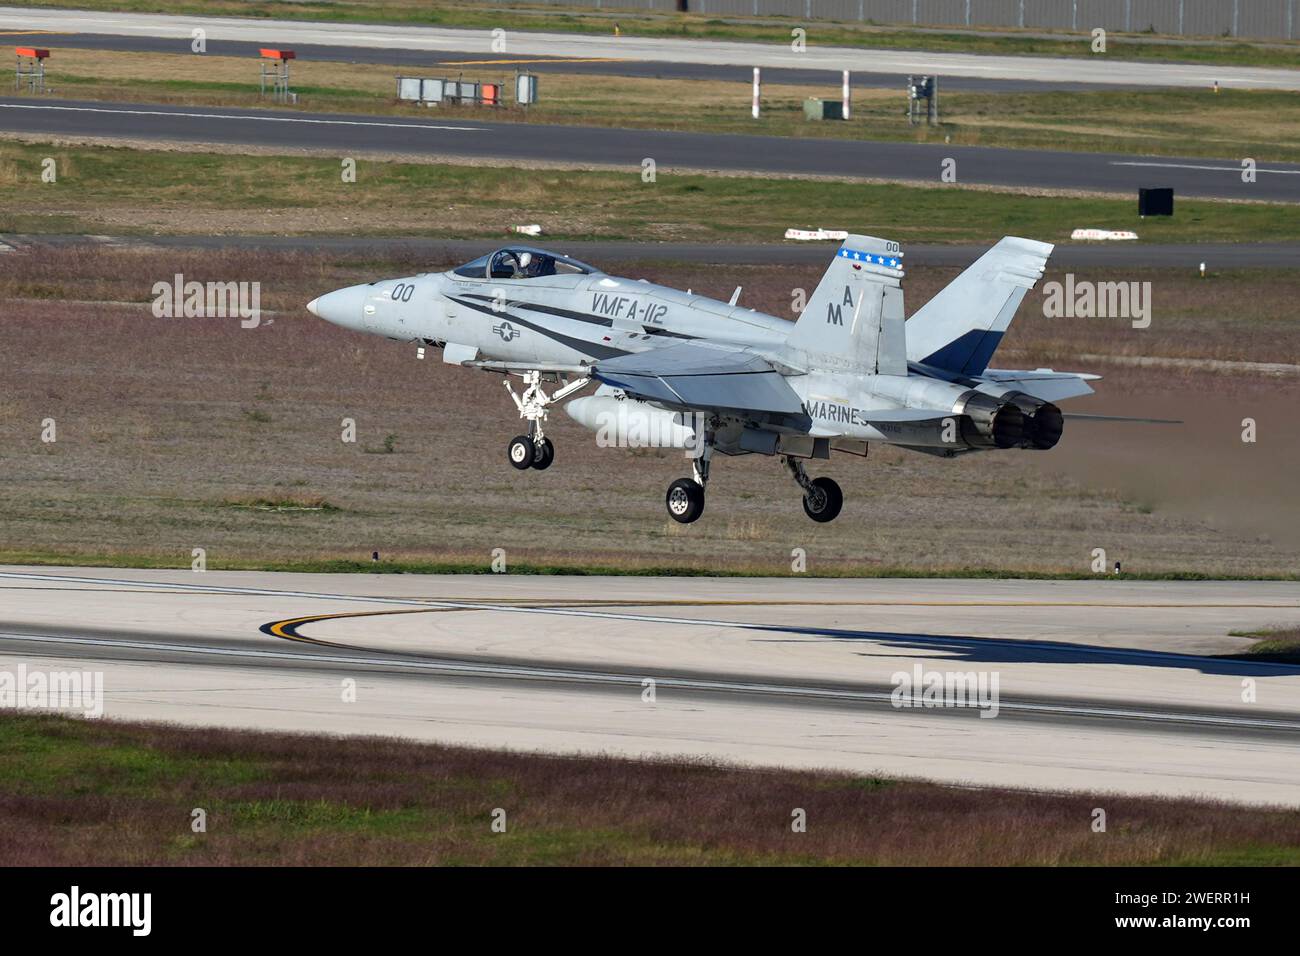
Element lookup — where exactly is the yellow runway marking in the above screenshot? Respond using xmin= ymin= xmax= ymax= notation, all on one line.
xmin=262 ymin=602 xmax=637 ymax=646
xmin=261 ymin=596 xmax=1298 ymax=649
xmin=262 ymin=607 xmax=467 ymax=646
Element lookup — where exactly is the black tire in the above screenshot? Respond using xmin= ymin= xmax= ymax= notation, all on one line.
xmin=532 ymin=438 xmax=555 ymax=470
xmin=802 ymin=476 xmax=843 ymax=523
xmin=665 ymin=478 xmax=705 ymax=524
xmin=507 ymin=435 xmax=535 ymax=470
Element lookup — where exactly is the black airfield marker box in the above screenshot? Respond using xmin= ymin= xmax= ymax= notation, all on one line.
xmin=1139 ymin=187 xmax=1175 ymax=216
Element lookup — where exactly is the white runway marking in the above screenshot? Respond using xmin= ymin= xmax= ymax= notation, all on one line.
xmin=0 ymin=102 xmax=484 ymax=133
xmin=1110 ymin=160 xmax=1300 ymax=175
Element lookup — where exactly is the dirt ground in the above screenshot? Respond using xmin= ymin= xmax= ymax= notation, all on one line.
xmin=0 ymin=245 xmax=1296 ymax=576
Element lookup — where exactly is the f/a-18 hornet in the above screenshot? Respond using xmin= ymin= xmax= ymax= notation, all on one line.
xmin=308 ymin=235 xmax=1100 ymax=524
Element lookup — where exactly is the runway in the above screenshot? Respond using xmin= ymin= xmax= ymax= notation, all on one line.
xmin=4 ymin=97 xmax=1298 ymax=201
xmin=2 ymin=566 xmax=1298 ymax=805
xmin=7 ymin=233 xmax=1298 ymax=268
xmin=5 ymin=6 xmax=1300 ymax=90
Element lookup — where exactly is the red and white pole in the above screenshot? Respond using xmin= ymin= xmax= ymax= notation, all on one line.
xmin=752 ymin=67 xmax=760 ymax=119
xmin=842 ymin=70 xmax=851 ymax=120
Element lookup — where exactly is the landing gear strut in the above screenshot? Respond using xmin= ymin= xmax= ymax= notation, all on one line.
xmin=785 ymin=456 xmax=843 ymax=523
xmin=504 ymin=370 xmax=587 ymax=471
xmin=665 ymin=430 xmax=713 ymax=524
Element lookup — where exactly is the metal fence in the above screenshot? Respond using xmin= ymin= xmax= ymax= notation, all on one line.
xmin=514 ymin=0 xmax=1299 ymax=40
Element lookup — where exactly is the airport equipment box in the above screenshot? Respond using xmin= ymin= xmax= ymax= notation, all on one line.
xmin=1138 ymin=187 xmax=1175 ymax=217
xmin=803 ymin=98 xmax=843 ymax=121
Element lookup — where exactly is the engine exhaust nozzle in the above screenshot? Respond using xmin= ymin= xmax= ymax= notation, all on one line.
xmin=955 ymin=391 xmax=1024 ymax=449
xmin=1003 ymin=392 xmax=1064 ymax=450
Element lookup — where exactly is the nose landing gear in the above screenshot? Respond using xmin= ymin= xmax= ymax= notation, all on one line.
xmin=507 ymin=435 xmax=534 ymax=469
xmin=507 ymin=432 xmax=556 ymax=470
xmin=503 ymin=371 xmax=587 ymax=472
xmin=507 ymin=433 xmax=554 ymax=470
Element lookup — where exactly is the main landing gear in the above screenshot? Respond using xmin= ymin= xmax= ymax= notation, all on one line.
xmin=786 ymin=456 xmax=843 ymax=523
xmin=665 ymin=447 xmax=711 ymax=523
xmin=665 ymin=432 xmax=712 ymax=524
xmin=663 ymin=451 xmax=844 ymax=524
xmin=504 ymin=370 xmax=587 ymax=472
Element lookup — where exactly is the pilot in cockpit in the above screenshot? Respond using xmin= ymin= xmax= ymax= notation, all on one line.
xmin=512 ymin=251 xmax=556 ymax=279
xmin=469 ymin=247 xmax=590 ymax=281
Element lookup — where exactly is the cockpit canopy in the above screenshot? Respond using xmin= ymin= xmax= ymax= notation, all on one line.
xmin=452 ymin=246 xmax=600 ymax=280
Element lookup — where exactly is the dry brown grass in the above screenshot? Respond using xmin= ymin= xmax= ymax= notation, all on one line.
xmin=1 ymin=245 xmax=1297 ymax=575
xmin=2 ymin=713 xmax=1296 ymax=866
xmin=1230 ymin=625 xmax=1300 ymax=662
xmin=49 ymin=47 xmax=876 ymax=113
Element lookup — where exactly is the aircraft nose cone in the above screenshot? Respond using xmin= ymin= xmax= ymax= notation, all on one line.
xmin=306 ymin=284 xmax=369 ymax=330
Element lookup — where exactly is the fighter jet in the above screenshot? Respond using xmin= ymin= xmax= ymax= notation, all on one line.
xmin=307 ymin=236 xmax=1100 ymax=524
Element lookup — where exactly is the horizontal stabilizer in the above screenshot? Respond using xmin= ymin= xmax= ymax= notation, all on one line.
xmin=980 ymin=368 xmax=1098 ymax=402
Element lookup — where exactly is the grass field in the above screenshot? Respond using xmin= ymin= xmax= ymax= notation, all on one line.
xmin=22 ymin=47 xmax=1300 ymax=161
xmin=1 ymin=244 xmax=1297 ymax=577
xmin=1 ymin=141 xmax=1296 ymax=244
xmin=1228 ymin=626 xmax=1300 ymax=663
xmin=22 ymin=0 xmax=1300 ymax=69
xmin=2 ymin=713 xmax=1297 ymax=865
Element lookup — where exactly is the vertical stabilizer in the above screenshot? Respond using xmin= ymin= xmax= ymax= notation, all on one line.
xmin=783 ymin=235 xmax=907 ymax=376
xmin=905 ymin=236 xmax=1053 ymax=376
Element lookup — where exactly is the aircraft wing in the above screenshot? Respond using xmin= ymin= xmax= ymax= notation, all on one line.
xmin=592 ymin=342 xmax=805 ymax=416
